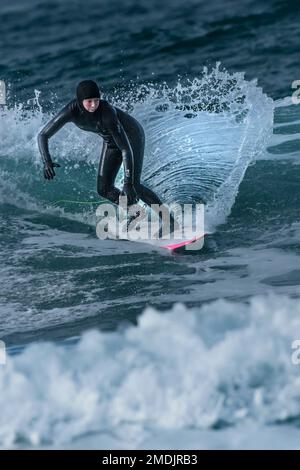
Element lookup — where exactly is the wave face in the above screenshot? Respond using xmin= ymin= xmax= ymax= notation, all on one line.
xmin=0 ymin=66 xmax=276 ymax=347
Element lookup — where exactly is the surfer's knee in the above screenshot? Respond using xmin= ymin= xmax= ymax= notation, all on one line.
xmin=97 ymin=186 xmax=107 ymax=198
xmin=133 ymin=181 xmax=142 ymax=194
xmin=134 ymin=183 xmax=140 ymax=195
xmin=107 ymin=187 xmax=121 ymax=204
xmin=97 ymin=177 xmax=108 ymax=198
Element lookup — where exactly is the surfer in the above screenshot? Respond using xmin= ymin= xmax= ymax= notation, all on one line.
xmin=37 ymin=79 xmax=176 ymax=231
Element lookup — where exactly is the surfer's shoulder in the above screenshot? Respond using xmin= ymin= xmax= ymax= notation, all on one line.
xmin=100 ymin=99 xmax=114 ymax=112
xmin=68 ymin=98 xmax=79 ymax=113
xmin=100 ymin=99 xmax=118 ymax=124
xmin=53 ymin=99 xmax=77 ymax=118
xmin=59 ymin=98 xmax=81 ymax=119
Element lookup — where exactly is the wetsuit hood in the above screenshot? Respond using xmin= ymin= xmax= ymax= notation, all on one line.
xmin=76 ymin=80 xmax=100 ymax=112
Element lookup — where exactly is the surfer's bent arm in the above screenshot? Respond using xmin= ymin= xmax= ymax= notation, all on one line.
xmin=104 ymin=105 xmax=134 ymax=184
xmin=37 ymin=103 xmax=73 ymax=164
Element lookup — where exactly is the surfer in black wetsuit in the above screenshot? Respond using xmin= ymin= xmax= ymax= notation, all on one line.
xmin=38 ymin=79 xmax=175 ymax=229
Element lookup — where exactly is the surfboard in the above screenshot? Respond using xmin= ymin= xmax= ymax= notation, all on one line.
xmin=52 ymin=197 xmax=207 ymax=253
xmin=123 ymin=201 xmax=207 ymax=252
xmin=97 ymin=204 xmax=207 ymax=253
xmin=159 ymin=232 xmax=207 ymax=252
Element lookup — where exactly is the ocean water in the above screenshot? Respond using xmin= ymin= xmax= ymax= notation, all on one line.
xmin=1 ymin=0 xmax=300 ymax=450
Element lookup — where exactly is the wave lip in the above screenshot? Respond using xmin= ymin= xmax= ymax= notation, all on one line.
xmin=113 ymin=64 xmax=274 ymax=232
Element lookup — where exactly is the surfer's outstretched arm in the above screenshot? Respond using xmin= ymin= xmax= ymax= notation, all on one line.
xmin=37 ymin=102 xmax=73 ymax=179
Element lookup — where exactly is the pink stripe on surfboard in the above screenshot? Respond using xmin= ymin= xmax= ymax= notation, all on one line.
xmin=163 ymin=233 xmax=206 ymax=251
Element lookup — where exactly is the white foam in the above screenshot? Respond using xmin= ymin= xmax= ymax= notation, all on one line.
xmin=1 ymin=293 xmax=300 ymax=449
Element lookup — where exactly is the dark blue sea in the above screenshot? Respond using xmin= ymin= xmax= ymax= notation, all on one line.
xmin=1 ymin=0 xmax=300 ymax=449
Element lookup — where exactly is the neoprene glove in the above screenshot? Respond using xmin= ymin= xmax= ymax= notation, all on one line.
xmin=43 ymin=161 xmax=61 ymax=180
xmin=121 ymin=181 xmax=139 ymax=206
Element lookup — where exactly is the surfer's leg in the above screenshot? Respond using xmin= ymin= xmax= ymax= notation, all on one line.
xmin=130 ymin=134 xmax=176 ymax=233
xmin=136 ymin=181 xmax=177 ymax=234
xmin=135 ymin=182 xmax=163 ymax=206
xmin=97 ymin=143 xmax=122 ymax=204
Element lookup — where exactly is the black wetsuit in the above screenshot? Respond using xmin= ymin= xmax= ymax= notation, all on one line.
xmin=38 ymin=98 xmax=164 ymax=209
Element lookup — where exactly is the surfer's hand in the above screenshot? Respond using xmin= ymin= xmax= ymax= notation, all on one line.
xmin=121 ymin=182 xmax=139 ymax=206
xmin=43 ymin=161 xmax=61 ymax=180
